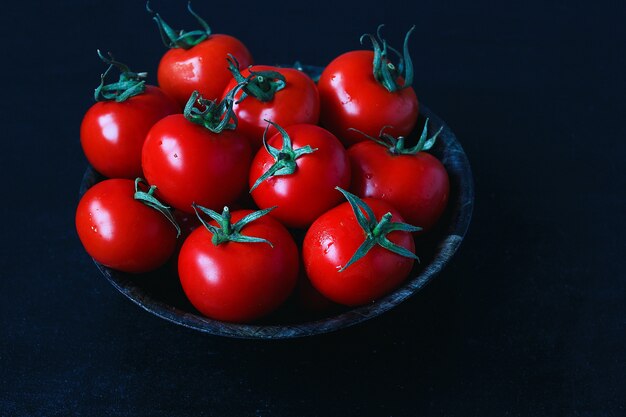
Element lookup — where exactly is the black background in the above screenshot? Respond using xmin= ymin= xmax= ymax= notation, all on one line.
xmin=2 ymin=0 xmax=625 ymax=416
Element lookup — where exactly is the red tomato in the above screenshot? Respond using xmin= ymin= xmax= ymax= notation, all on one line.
xmin=318 ymin=50 xmax=418 ymax=146
xmin=348 ymin=127 xmax=449 ymax=232
xmin=249 ymin=124 xmax=350 ymax=228
xmin=178 ymin=208 xmax=299 ymax=322
xmin=158 ymin=35 xmax=253 ymax=106
xmin=149 ymin=3 xmax=253 ymax=106
xmin=303 ymin=195 xmax=416 ymax=306
xmin=81 ymin=81 xmax=179 ymax=179
xmin=75 ymin=179 xmax=178 ymax=273
xmin=222 ymin=65 xmax=319 ymax=150
xmin=142 ymin=114 xmax=252 ymax=213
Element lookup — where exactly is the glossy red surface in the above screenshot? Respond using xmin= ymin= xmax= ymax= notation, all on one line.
xmin=318 ymin=50 xmax=418 ymax=146
xmin=142 ymin=114 xmax=252 ymax=213
xmin=80 ymin=86 xmax=179 ymax=179
xmin=157 ymin=34 xmax=253 ymax=105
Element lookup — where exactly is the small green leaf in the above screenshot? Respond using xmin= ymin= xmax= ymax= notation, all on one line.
xmin=338 ymin=239 xmax=377 ymax=272
xmin=335 ymin=187 xmax=420 ymax=272
xmin=379 ymin=237 xmax=419 ymax=260
xmin=133 ymin=178 xmax=181 ymax=237
xmin=147 ymin=1 xmax=211 ymax=50
xmin=93 ymin=51 xmax=146 ymax=102
xmin=249 ymin=121 xmax=317 ymax=192
xmin=192 ymin=203 xmax=274 ymax=247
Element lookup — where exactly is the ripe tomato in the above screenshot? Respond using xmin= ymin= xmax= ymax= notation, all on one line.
xmin=178 ymin=206 xmax=299 ymax=323
xmin=303 ymin=189 xmax=418 ymax=306
xmin=149 ymin=3 xmax=253 ymax=105
xmin=223 ymin=63 xmax=319 ymax=150
xmin=249 ymin=123 xmax=350 ymax=229
xmin=80 ymin=53 xmax=179 ymax=179
xmin=318 ymin=26 xmax=418 ymax=146
xmin=348 ymin=122 xmax=449 ymax=232
xmin=75 ymin=179 xmax=178 ymax=273
xmin=142 ymin=112 xmax=251 ymax=213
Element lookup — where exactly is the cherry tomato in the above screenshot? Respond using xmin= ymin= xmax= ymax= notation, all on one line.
xmin=223 ymin=65 xmax=319 ymax=150
xmin=149 ymin=4 xmax=252 ymax=106
xmin=318 ymin=51 xmax=418 ymax=146
xmin=303 ymin=194 xmax=416 ymax=306
xmin=249 ymin=123 xmax=350 ymax=229
xmin=348 ymin=124 xmax=449 ymax=232
xmin=80 ymin=52 xmax=179 ymax=179
xmin=178 ymin=208 xmax=299 ymax=323
xmin=142 ymin=113 xmax=252 ymax=213
xmin=75 ymin=179 xmax=178 ymax=273
xmin=318 ymin=27 xmax=418 ymax=146
xmin=158 ymin=35 xmax=252 ymax=105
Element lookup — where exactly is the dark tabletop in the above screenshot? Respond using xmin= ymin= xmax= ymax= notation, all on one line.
xmin=1 ymin=1 xmax=625 ymax=416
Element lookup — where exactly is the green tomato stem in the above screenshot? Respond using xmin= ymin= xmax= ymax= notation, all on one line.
xmin=335 ymin=187 xmax=421 ymax=272
xmin=192 ymin=204 xmax=276 ymax=247
xmin=249 ymin=120 xmax=318 ymax=192
xmin=133 ymin=178 xmax=181 ymax=237
xmin=93 ymin=50 xmax=146 ymax=102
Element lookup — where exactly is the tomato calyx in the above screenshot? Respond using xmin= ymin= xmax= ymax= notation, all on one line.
xmin=133 ymin=178 xmax=181 ymax=237
xmin=147 ymin=1 xmax=211 ymax=50
xmin=360 ymin=24 xmax=415 ymax=93
xmin=183 ymin=87 xmax=242 ymax=133
xmin=336 ymin=187 xmax=421 ymax=272
xmin=93 ymin=50 xmax=147 ymax=102
xmin=192 ymin=204 xmax=276 ymax=247
xmin=250 ymin=121 xmax=318 ymax=191
xmin=350 ymin=119 xmax=443 ymax=156
xmin=227 ymin=55 xmax=286 ymax=103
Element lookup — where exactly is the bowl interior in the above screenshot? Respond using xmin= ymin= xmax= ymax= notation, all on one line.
xmin=79 ymin=93 xmax=474 ymax=339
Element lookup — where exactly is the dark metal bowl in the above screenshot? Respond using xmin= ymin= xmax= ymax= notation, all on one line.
xmin=79 ymin=100 xmax=473 ymax=339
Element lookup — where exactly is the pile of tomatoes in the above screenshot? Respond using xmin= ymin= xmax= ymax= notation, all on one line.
xmin=75 ymin=4 xmax=450 ymax=323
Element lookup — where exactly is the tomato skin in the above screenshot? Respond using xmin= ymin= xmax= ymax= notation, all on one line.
xmin=303 ymin=198 xmax=415 ymax=306
xmin=75 ymin=179 xmax=178 ymax=273
xmin=249 ymin=124 xmax=350 ymax=229
xmin=142 ymin=114 xmax=252 ymax=213
xmin=80 ymin=85 xmax=179 ymax=179
xmin=318 ymin=50 xmax=418 ymax=146
xmin=348 ymin=141 xmax=449 ymax=232
xmin=178 ymin=210 xmax=299 ymax=322
xmin=222 ymin=66 xmax=320 ymax=150
xmin=157 ymin=34 xmax=253 ymax=106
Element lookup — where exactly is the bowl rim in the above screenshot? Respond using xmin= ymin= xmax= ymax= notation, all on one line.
xmin=79 ymin=103 xmax=474 ymax=339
